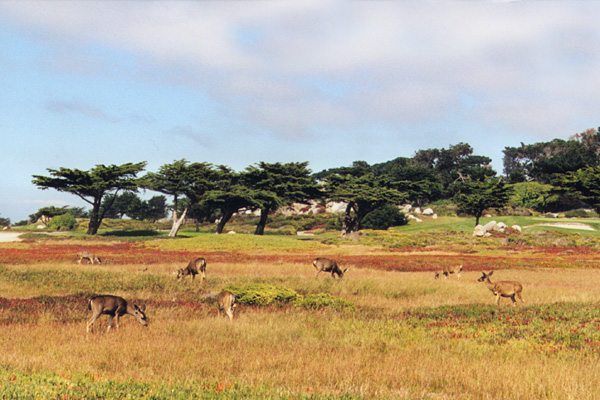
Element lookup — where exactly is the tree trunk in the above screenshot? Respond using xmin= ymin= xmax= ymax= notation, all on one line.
xmin=342 ymin=202 xmax=359 ymax=235
xmin=216 ymin=210 xmax=234 ymax=234
xmin=169 ymin=207 xmax=188 ymax=237
xmin=86 ymin=198 xmax=103 ymax=235
xmin=254 ymin=207 xmax=270 ymax=235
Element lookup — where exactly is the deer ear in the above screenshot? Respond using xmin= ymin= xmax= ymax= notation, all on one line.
xmin=140 ymin=304 xmax=146 ymax=312
xmin=488 ymin=271 xmax=494 ymax=276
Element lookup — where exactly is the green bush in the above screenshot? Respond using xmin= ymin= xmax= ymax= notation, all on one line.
xmin=47 ymin=214 xmax=78 ymax=231
xmin=361 ymin=205 xmax=409 ymax=230
xmin=226 ymin=284 xmax=354 ymax=310
xmin=296 ymin=293 xmax=355 ymax=310
xmin=564 ymin=209 xmax=598 ymax=218
xmin=226 ymin=284 xmax=300 ymax=306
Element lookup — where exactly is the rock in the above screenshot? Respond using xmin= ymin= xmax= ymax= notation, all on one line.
xmin=483 ymin=221 xmax=497 ymax=231
xmin=422 ymin=208 xmax=434 ymax=215
xmin=493 ymin=222 xmax=507 ymax=231
xmin=432 ymin=214 xmax=438 ymax=219
xmin=512 ymin=225 xmax=522 ymax=232
xmin=473 ymin=225 xmax=487 ymax=237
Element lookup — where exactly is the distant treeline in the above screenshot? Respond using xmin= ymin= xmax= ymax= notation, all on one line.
xmin=25 ymin=127 xmax=600 ymax=235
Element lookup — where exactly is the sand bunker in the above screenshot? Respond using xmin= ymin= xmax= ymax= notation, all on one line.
xmin=0 ymin=232 xmax=23 ymax=242
xmin=525 ymin=222 xmax=596 ymax=231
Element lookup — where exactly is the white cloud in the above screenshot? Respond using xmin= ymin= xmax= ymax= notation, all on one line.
xmin=2 ymin=1 xmax=600 ymax=142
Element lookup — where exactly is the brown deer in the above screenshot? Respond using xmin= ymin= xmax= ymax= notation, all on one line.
xmin=435 ymin=265 xmax=462 ymax=280
xmin=177 ymin=257 xmax=206 ymax=283
xmin=313 ymin=257 xmax=348 ymax=278
xmin=77 ymin=251 xmax=101 ymax=265
xmin=478 ymin=271 xmax=524 ymax=307
xmin=217 ymin=291 xmax=237 ymax=321
xmin=87 ymin=295 xmax=148 ymax=332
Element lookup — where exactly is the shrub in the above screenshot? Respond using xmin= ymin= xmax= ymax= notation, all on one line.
xmin=296 ymin=293 xmax=355 ymax=311
xmin=47 ymin=214 xmax=78 ymax=231
xmin=225 ymin=284 xmax=354 ymax=310
xmin=226 ymin=284 xmax=300 ymax=306
xmin=361 ymin=205 xmax=409 ymax=230
xmin=564 ymin=209 xmax=598 ymax=218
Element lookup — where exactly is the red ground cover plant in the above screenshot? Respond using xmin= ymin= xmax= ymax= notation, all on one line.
xmin=2 ymin=243 xmax=600 ymax=272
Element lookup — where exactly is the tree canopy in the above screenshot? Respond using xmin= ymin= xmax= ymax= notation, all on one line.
xmin=143 ymin=159 xmax=216 ymax=237
xmin=454 ymin=177 xmax=512 ymax=226
xmin=326 ymin=173 xmax=407 ymax=235
xmin=32 ymin=162 xmax=146 ymax=235
xmin=244 ymin=161 xmax=322 ymax=235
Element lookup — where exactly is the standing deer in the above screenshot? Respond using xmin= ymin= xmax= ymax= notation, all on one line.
xmin=87 ymin=295 xmax=148 ymax=332
xmin=313 ymin=257 xmax=348 ymax=278
xmin=435 ymin=265 xmax=462 ymax=280
xmin=77 ymin=251 xmax=101 ymax=265
xmin=217 ymin=291 xmax=237 ymax=321
xmin=177 ymin=257 xmax=206 ymax=283
xmin=478 ymin=271 xmax=524 ymax=307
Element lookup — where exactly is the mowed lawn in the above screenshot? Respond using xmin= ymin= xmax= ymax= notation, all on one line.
xmin=2 ymin=232 xmax=600 ymax=399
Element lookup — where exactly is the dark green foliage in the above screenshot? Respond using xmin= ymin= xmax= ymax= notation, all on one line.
xmin=361 ymin=205 xmax=409 ymax=230
xmin=0 ymin=214 xmax=9 ymax=226
xmin=244 ymin=161 xmax=323 ymax=235
xmin=503 ymin=129 xmax=600 ymax=183
xmin=454 ymin=177 xmax=512 ymax=226
xmin=32 ymin=162 xmax=147 ymax=235
xmin=326 ymin=173 xmax=407 ymax=235
xmin=554 ymin=165 xmax=600 ymax=214
xmin=143 ymin=159 xmax=217 ymax=237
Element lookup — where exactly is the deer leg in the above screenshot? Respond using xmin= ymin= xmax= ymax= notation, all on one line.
xmin=315 ymin=270 xmax=321 ymax=278
xmin=496 ymin=294 xmax=501 ymax=306
xmin=87 ymin=314 xmax=100 ymax=333
xmin=226 ymin=309 xmax=233 ymax=321
xmin=107 ymin=315 xmax=114 ymax=332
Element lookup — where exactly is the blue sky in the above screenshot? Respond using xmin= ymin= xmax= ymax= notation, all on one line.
xmin=1 ymin=1 xmax=599 ymax=223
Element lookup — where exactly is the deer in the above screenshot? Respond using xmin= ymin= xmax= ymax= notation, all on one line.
xmin=77 ymin=251 xmax=101 ymax=265
xmin=478 ymin=271 xmax=524 ymax=307
xmin=177 ymin=257 xmax=206 ymax=283
xmin=313 ymin=257 xmax=348 ymax=278
xmin=435 ymin=265 xmax=463 ymax=280
xmin=87 ymin=295 xmax=148 ymax=333
xmin=217 ymin=291 xmax=237 ymax=321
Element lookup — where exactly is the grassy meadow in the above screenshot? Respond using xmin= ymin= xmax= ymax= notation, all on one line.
xmin=3 ymin=216 xmax=600 ymax=399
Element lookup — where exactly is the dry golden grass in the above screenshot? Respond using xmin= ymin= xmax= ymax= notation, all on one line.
xmin=3 ymin=256 xmax=600 ymax=399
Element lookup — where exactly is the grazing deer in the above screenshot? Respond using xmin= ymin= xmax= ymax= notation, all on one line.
xmin=87 ymin=295 xmax=148 ymax=333
xmin=435 ymin=265 xmax=463 ymax=280
xmin=478 ymin=271 xmax=524 ymax=307
xmin=177 ymin=257 xmax=206 ymax=283
xmin=313 ymin=257 xmax=348 ymax=278
xmin=217 ymin=291 xmax=237 ymax=321
xmin=77 ymin=251 xmax=101 ymax=265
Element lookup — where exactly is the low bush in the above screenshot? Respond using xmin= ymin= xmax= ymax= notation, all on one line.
xmin=47 ymin=214 xmax=78 ymax=231
xmin=226 ymin=284 xmax=354 ymax=310
xmin=361 ymin=205 xmax=409 ymax=230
